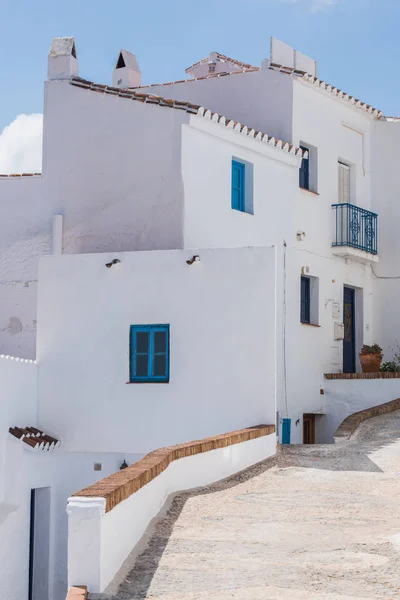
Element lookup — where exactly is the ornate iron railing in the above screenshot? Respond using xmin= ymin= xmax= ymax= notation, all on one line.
xmin=332 ymin=203 xmax=378 ymax=255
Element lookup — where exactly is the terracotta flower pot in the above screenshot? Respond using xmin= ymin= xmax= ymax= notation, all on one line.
xmin=359 ymin=353 xmax=383 ymax=373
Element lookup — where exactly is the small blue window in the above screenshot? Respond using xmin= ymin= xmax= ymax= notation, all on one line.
xmin=130 ymin=325 xmax=169 ymax=383
xmin=299 ymin=146 xmax=310 ymax=190
xmin=300 ymin=276 xmax=311 ymax=324
xmin=231 ymin=160 xmax=246 ymax=212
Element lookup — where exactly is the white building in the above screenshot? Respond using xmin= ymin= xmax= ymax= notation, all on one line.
xmin=0 ymin=35 xmax=400 ymax=599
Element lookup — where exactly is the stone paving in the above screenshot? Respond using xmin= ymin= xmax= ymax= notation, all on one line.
xmin=100 ymin=412 xmax=400 ymax=600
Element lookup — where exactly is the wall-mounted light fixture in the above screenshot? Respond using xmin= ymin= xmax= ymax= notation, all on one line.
xmin=296 ymin=231 xmax=306 ymax=241
xmin=301 ymin=266 xmax=310 ymax=275
xmin=186 ymin=255 xmax=200 ymax=266
xmin=105 ymin=258 xmax=121 ymax=268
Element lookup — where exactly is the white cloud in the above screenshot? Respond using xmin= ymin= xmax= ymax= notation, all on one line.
xmin=0 ymin=114 xmax=43 ymax=174
xmin=310 ymin=0 xmax=337 ymax=12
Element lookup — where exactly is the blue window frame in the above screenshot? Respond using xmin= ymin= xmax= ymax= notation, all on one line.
xmin=300 ymin=276 xmax=311 ymax=324
xmin=231 ymin=160 xmax=246 ymax=212
xmin=299 ymin=146 xmax=310 ymax=190
xmin=129 ymin=325 xmax=170 ymax=383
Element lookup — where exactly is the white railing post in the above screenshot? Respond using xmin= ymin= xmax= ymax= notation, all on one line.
xmin=66 ymin=497 xmax=106 ymax=593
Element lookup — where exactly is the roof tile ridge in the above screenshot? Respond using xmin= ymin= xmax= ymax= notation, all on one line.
xmin=269 ymin=62 xmax=382 ymax=118
xmin=196 ymin=107 xmax=306 ymax=157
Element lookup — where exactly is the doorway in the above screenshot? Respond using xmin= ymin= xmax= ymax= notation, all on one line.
xmin=29 ymin=488 xmax=50 ymax=600
xmin=343 ymin=286 xmax=356 ymax=373
xmin=303 ymin=414 xmax=316 ymax=444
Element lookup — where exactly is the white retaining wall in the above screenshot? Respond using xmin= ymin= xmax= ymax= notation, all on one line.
xmin=321 ymin=378 xmax=400 ymax=442
xmin=67 ymin=432 xmax=276 ymax=593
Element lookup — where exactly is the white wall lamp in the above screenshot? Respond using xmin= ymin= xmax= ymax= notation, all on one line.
xmin=301 ymin=266 xmax=310 ymax=275
xmin=296 ymin=231 xmax=306 ymax=241
xmin=105 ymin=258 xmax=121 ymax=268
xmin=186 ymin=255 xmax=201 ymax=266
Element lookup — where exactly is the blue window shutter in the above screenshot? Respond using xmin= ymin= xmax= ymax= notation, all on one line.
xmin=130 ymin=325 xmax=170 ymax=383
xmin=282 ymin=418 xmax=291 ymax=444
xmin=299 ymin=146 xmax=309 ymax=190
xmin=232 ymin=160 xmax=245 ymax=211
xmin=300 ymin=276 xmax=311 ymax=323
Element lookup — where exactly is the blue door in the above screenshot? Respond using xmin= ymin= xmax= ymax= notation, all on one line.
xmin=282 ymin=418 xmax=291 ymax=444
xmin=343 ymin=287 xmax=355 ymax=373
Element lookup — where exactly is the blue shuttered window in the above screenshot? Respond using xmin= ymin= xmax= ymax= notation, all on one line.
xmin=299 ymin=146 xmax=310 ymax=190
xmin=300 ymin=276 xmax=311 ymax=324
xmin=231 ymin=160 xmax=246 ymax=212
xmin=130 ymin=325 xmax=170 ymax=383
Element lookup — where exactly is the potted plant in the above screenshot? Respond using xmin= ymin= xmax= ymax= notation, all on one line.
xmin=359 ymin=344 xmax=383 ymax=373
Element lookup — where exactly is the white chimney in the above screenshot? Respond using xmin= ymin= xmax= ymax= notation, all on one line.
xmin=113 ymin=50 xmax=141 ymax=88
xmin=48 ymin=37 xmax=78 ymax=80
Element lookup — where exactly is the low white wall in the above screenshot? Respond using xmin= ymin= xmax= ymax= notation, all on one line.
xmin=322 ymin=378 xmax=400 ymax=442
xmin=67 ymin=433 xmax=276 ymax=593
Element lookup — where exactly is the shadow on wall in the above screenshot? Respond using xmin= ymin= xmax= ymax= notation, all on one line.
xmin=98 ymin=410 xmax=400 ymax=600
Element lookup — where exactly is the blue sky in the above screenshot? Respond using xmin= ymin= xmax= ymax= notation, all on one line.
xmin=0 ymin=0 xmax=399 ymax=131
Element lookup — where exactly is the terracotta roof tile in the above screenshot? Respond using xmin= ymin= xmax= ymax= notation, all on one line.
xmin=9 ymin=426 xmax=59 ymax=450
xmin=134 ymin=67 xmax=259 ymax=90
xmin=69 ymin=77 xmax=200 ymax=114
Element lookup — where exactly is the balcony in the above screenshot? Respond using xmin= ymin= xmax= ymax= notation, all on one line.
xmin=332 ymin=203 xmax=378 ymax=264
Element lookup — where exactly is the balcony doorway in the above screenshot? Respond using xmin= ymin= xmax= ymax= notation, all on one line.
xmin=343 ymin=287 xmax=356 ymax=373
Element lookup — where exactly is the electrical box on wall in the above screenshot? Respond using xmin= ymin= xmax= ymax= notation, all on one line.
xmin=334 ymin=322 xmax=345 ymax=341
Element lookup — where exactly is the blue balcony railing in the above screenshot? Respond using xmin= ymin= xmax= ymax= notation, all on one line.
xmin=332 ymin=203 xmax=378 ymax=255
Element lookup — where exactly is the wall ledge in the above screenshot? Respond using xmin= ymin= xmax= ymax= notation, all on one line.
xmin=72 ymin=424 xmax=275 ymax=512
xmin=334 ymin=397 xmax=400 ymax=441
xmin=325 ymin=372 xmax=400 ymax=380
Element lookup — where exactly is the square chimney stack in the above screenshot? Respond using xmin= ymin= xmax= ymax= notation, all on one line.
xmin=48 ymin=37 xmax=79 ymax=80
xmin=113 ymin=50 xmax=141 ymax=88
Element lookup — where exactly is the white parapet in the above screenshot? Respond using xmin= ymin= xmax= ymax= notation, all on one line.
xmin=66 ymin=432 xmax=276 ymax=593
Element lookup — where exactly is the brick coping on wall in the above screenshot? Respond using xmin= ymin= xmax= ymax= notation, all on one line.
xmin=73 ymin=424 xmax=275 ymax=512
xmin=66 ymin=586 xmax=87 ymax=599
xmin=334 ymin=398 xmax=400 ymax=441
xmin=325 ymin=372 xmax=400 ymax=380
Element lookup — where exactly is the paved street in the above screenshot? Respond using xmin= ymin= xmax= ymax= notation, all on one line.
xmin=104 ymin=412 xmax=400 ymax=600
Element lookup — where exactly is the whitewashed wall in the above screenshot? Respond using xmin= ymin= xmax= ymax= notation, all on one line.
xmin=67 ymin=433 xmax=276 ymax=593
xmin=0 ymin=79 xmax=190 ymax=359
xmin=36 ymin=246 xmax=276 ymax=454
xmin=0 ymin=355 xmax=37 ymax=500
xmin=0 ymin=177 xmax=44 ymax=359
xmin=1 ymin=438 xmax=142 ymax=600
xmin=372 ymin=120 xmax=400 ymax=362
xmin=182 ymin=115 xmax=300 ymax=249
xmin=321 ymin=378 xmax=400 ymax=442
xmin=139 ymin=67 xmax=294 ymax=144
xmin=42 ymin=80 xmax=188 ymax=254
xmin=180 ymin=96 xmax=376 ymax=443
